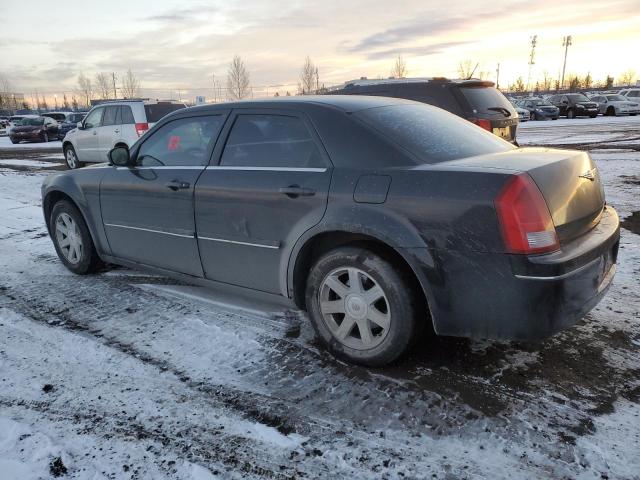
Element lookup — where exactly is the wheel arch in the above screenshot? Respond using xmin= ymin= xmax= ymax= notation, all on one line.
xmin=288 ymin=228 xmax=436 ymax=331
xmin=42 ymin=182 xmax=109 ymax=257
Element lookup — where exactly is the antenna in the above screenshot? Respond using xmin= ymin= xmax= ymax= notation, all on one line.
xmin=561 ymin=35 xmax=572 ymax=89
xmin=526 ymin=35 xmax=537 ymax=91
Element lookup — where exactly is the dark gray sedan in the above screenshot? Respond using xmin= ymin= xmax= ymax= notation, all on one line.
xmin=42 ymin=96 xmax=619 ymax=366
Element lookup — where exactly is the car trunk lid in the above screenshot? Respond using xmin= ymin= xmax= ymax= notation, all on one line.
xmin=437 ymin=148 xmax=606 ymax=242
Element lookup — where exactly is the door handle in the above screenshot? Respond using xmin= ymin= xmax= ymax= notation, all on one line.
xmin=114 ymin=129 xmax=120 ymax=133
xmin=92 ymin=131 xmax=97 ymax=135
xmin=279 ymin=185 xmax=316 ymax=198
xmin=165 ymin=180 xmax=191 ymax=191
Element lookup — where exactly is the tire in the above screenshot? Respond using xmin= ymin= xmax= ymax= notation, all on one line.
xmin=566 ymin=109 xmax=575 ymax=119
xmin=631 ymin=113 xmax=637 ymax=116
xmin=42 ymin=132 xmax=49 ymax=142
xmin=305 ymin=246 xmax=421 ymax=367
xmin=589 ymin=114 xmax=598 ymax=118
xmin=64 ymin=145 xmax=84 ymax=169
xmin=531 ymin=112 xmax=538 ymax=121
xmin=606 ymin=107 xmax=615 ymax=116
xmin=10 ymin=138 xmax=18 ymax=144
xmin=50 ymin=200 xmax=103 ymax=274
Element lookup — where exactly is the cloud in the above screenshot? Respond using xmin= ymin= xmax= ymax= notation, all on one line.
xmin=364 ymin=41 xmax=470 ymax=60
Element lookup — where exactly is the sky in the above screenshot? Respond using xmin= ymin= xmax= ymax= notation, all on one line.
xmin=1 ymin=0 xmax=639 ymax=102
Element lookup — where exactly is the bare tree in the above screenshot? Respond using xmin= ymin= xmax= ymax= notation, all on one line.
xmin=226 ymin=55 xmax=250 ymax=100
xmin=605 ymin=75 xmax=614 ymax=89
xmin=62 ymin=93 xmax=70 ymax=109
xmin=77 ymin=73 xmax=93 ymax=107
xmin=390 ymin=54 xmax=408 ymax=79
xmin=541 ymin=70 xmax=552 ymax=91
xmin=567 ymin=75 xmax=581 ymax=92
xmin=298 ymin=56 xmax=317 ymax=95
xmin=457 ymin=60 xmax=475 ymax=79
xmin=619 ymin=69 xmax=636 ymax=87
xmin=120 ymin=69 xmax=141 ymax=98
xmin=0 ymin=75 xmax=12 ymax=111
xmin=513 ymin=76 xmax=525 ymax=92
xmin=583 ymin=72 xmax=593 ymax=89
xmin=95 ymin=72 xmax=113 ymax=99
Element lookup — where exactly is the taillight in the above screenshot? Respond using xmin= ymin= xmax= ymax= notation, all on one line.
xmin=470 ymin=118 xmax=492 ymax=132
xmin=495 ymin=174 xmax=559 ymax=255
xmin=135 ymin=122 xmax=149 ymax=137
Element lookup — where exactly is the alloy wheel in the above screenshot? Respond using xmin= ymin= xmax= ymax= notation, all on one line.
xmin=55 ymin=213 xmax=83 ymax=264
xmin=66 ymin=148 xmax=77 ymax=169
xmin=319 ymin=267 xmax=391 ymax=350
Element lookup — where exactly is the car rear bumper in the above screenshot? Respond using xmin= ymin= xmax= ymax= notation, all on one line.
xmin=406 ymin=206 xmax=620 ymax=341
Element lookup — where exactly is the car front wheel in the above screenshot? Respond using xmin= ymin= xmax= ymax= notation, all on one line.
xmin=305 ymin=246 xmax=421 ymax=366
xmin=64 ymin=145 xmax=84 ymax=169
xmin=567 ymin=109 xmax=575 ymax=119
xmin=50 ymin=200 xmax=103 ymax=274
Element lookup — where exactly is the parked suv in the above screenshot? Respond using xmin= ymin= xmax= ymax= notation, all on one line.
xmin=62 ymin=99 xmax=186 ymax=169
xmin=326 ymin=78 xmax=519 ymax=143
xmin=547 ymin=93 xmax=598 ymax=118
xmin=57 ymin=112 xmax=87 ymax=140
xmin=618 ymin=88 xmax=640 ymax=99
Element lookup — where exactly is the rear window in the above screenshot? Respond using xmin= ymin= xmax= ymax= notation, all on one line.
xmin=356 ymin=104 xmax=514 ymax=164
xmin=457 ymin=86 xmax=514 ymax=115
xmin=144 ymin=103 xmax=186 ymax=122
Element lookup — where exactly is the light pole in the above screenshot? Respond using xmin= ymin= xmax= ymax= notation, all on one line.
xmin=561 ymin=35 xmax=572 ymax=89
xmin=527 ymin=35 xmax=537 ymax=92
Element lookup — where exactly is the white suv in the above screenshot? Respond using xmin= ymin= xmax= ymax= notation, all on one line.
xmin=62 ymin=100 xmax=186 ymax=169
xmin=618 ymin=88 xmax=640 ymax=100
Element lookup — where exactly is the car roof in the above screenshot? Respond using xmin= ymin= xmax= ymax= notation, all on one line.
xmin=182 ymin=95 xmax=419 ymax=114
xmin=329 ymin=77 xmax=495 ymax=89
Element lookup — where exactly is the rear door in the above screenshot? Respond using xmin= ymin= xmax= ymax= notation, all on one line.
xmin=97 ymin=105 xmax=120 ymax=161
xmin=76 ymin=107 xmax=103 ymax=162
xmin=100 ymin=113 xmax=227 ymax=275
xmin=194 ymin=109 xmax=332 ymax=294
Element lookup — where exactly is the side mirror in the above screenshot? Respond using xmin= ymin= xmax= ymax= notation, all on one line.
xmin=109 ymin=146 xmax=131 ymax=167
xmin=77 ymin=121 xmax=84 ymax=129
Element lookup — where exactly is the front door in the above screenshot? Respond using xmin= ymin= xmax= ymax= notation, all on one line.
xmin=76 ymin=107 xmax=103 ymax=162
xmin=100 ymin=113 xmax=227 ymax=276
xmin=97 ymin=105 xmax=120 ymax=162
xmin=195 ymin=110 xmax=332 ymax=294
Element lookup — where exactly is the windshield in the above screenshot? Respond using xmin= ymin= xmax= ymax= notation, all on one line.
xmin=355 ymin=104 xmax=514 ymax=164
xmin=19 ymin=118 xmax=45 ymax=126
xmin=457 ymin=86 xmax=515 ymax=115
xmin=606 ymin=95 xmax=627 ymax=102
xmin=567 ymin=94 xmax=590 ymax=102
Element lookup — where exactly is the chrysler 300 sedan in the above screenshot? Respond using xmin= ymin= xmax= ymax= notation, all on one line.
xmin=41 ymin=96 xmax=619 ymax=366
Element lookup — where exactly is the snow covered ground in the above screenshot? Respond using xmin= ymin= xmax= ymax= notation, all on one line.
xmin=0 ymin=118 xmax=638 ymax=479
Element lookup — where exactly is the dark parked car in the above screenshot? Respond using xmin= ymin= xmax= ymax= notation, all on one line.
xmin=547 ymin=93 xmax=599 ymax=118
xmin=519 ymin=98 xmax=560 ymax=120
xmin=327 ymin=78 xmax=519 ymax=144
xmin=57 ymin=112 xmax=87 ymax=140
xmin=41 ymin=96 xmax=619 ymax=366
xmin=9 ymin=116 xmax=59 ymax=143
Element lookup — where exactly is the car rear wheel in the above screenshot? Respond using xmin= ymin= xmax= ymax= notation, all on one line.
xmin=64 ymin=145 xmax=84 ymax=169
xmin=42 ymin=132 xmax=49 ymax=142
xmin=305 ymin=246 xmax=420 ymax=367
xmin=606 ymin=107 xmax=616 ymax=116
xmin=567 ymin=109 xmax=575 ymax=119
xmin=50 ymin=200 xmax=103 ymax=274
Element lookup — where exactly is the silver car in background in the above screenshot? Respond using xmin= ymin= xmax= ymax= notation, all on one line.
xmin=590 ymin=94 xmax=639 ymax=116
xmin=61 ymin=99 xmax=186 ymax=169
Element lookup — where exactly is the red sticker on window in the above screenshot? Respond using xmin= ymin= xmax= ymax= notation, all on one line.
xmin=168 ymin=135 xmax=180 ymax=151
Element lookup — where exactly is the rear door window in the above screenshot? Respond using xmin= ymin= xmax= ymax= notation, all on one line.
xmin=102 ymin=106 xmax=118 ymax=126
xmin=220 ymin=114 xmax=324 ymax=168
xmin=355 ymin=104 xmax=514 ymax=164
xmin=121 ymin=106 xmax=135 ymax=124
xmin=144 ymin=103 xmax=186 ymax=123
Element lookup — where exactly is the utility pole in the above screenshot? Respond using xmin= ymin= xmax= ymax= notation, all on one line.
xmin=111 ymin=72 xmax=118 ymax=99
xmin=526 ymin=35 xmax=537 ymax=92
xmin=496 ymin=63 xmax=500 ymax=90
xmin=561 ymin=35 xmax=572 ymax=89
